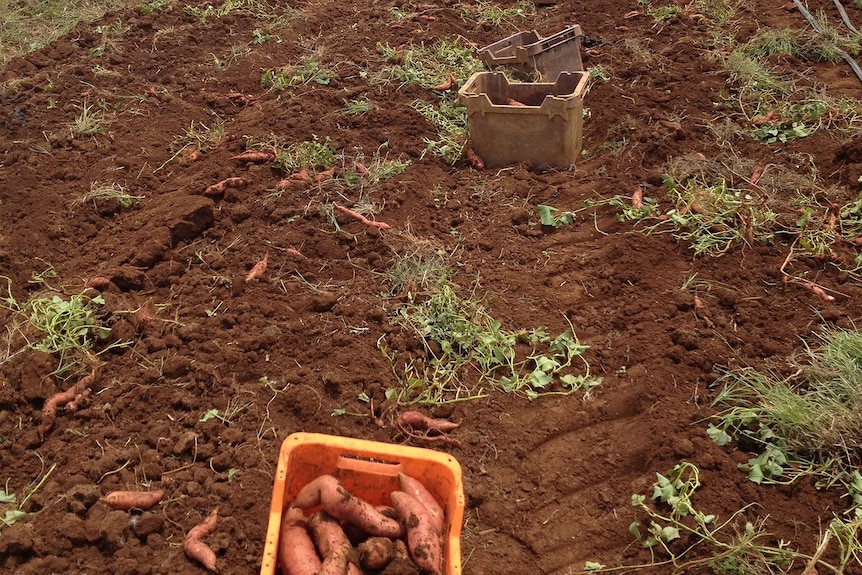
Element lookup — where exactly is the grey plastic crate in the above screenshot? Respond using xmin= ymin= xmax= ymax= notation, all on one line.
xmin=457 ymin=71 xmax=589 ymax=169
xmin=477 ymin=25 xmax=583 ymax=82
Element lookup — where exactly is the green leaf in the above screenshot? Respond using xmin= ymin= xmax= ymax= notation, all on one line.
xmin=707 ymin=424 xmax=732 ymax=446
xmin=629 ymin=521 xmax=642 ymax=539
xmin=660 ymin=525 xmax=680 ymax=542
xmin=529 ymin=369 xmax=554 ymax=389
xmin=1 ymin=509 xmax=26 ymax=527
xmin=631 ymin=493 xmax=646 ymax=507
xmin=533 ymin=355 xmax=560 ymax=373
xmin=537 ymin=204 xmax=558 ymax=226
xmin=0 ymin=491 xmax=16 ymax=504
xmin=200 ymin=408 xmax=220 ymax=422
xmin=331 ymin=408 xmax=346 ymax=416
xmin=746 ymin=462 xmax=764 ymax=484
xmin=560 ymin=374 xmax=593 ymax=389
xmin=584 ymin=561 xmax=606 ymax=571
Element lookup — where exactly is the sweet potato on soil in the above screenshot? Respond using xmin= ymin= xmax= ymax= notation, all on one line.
xmin=204 ymin=177 xmax=246 ymax=196
xmin=279 ymin=508 xmax=323 ymax=575
xmin=398 ymin=472 xmax=444 ymax=534
xmin=245 ymin=253 xmax=268 ymax=282
xmin=86 ymin=276 xmax=111 ymax=290
xmin=333 ymin=203 xmax=392 ymax=230
xmin=291 ymin=475 xmax=403 ymax=538
xmin=799 ymin=280 xmax=836 ymax=302
xmin=396 ymin=410 xmax=462 ymax=447
xmin=99 ymin=489 xmax=164 ymax=511
xmin=391 ymin=490 xmax=443 ymax=575
xmin=231 ymin=150 xmax=275 ymax=163
xmin=464 ymin=147 xmax=484 ymax=170
xmin=290 ymin=169 xmax=313 ymax=183
xmin=39 ymin=368 xmax=97 ymax=438
xmin=397 ymin=411 xmax=461 ymax=434
xmin=631 ymin=186 xmax=644 ymax=209
xmin=315 ymin=167 xmax=337 ymax=182
xmin=184 ymin=507 xmax=218 ymax=572
xmin=431 ymin=73 xmax=457 ymax=91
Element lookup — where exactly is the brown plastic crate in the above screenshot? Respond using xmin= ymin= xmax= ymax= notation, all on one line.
xmin=477 ymin=24 xmax=583 ymax=81
xmin=457 ymin=71 xmax=590 ymax=169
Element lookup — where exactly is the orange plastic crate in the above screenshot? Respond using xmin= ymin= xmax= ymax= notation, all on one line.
xmin=260 ymin=432 xmax=465 ymax=575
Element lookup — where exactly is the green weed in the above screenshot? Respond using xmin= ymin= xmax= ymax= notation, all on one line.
xmin=581 ymin=460 xmax=862 ymax=574
xmin=73 ymin=100 xmax=106 ymax=135
xmin=380 ymin=249 xmax=600 ymax=405
xmin=342 ymin=96 xmax=372 ymax=116
xmin=709 ymin=329 xmax=862 ymax=500
xmin=0 ymin=0 xmax=129 ymax=67
xmin=154 ymin=118 xmax=225 ymax=173
xmin=689 ymin=0 xmax=741 ymax=25
xmin=78 ymin=182 xmax=145 ymax=209
xmin=273 ymin=136 xmax=336 ymax=172
xmin=467 ymin=0 xmax=535 ymax=27
xmin=0 ymin=274 xmax=123 ymax=379
xmin=374 ymin=38 xmax=483 ymax=89
xmin=261 ymin=59 xmax=333 ymax=89
xmin=646 ymin=4 xmax=681 ymax=25
xmin=410 ymin=97 xmax=468 ymax=165
xmin=137 ymin=0 xmax=172 ymax=15
xmin=537 ymin=205 xmax=575 ymax=228
xmin=357 ymin=145 xmax=410 ymax=184
xmin=0 ymin=463 xmax=57 ymax=535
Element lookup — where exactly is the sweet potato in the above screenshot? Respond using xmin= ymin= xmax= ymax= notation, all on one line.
xmin=358 ymin=537 xmax=394 ymax=570
xmin=291 ymin=475 xmax=403 ymax=538
xmin=631 ymin=186 xmax=644 ymax=209
xmin=290 ymin=169 xmax=313 ymax=183
xmin=315 ymin=167 xmax=337 ymax=182
xmin=86 ymin=276 xmax=111 ymax=290
xmin=231 ymin=150 xmax=275 ymax=163
xmin=39 ymin=368 xmax=97 ymax=438
xmin=431 ymin=73 xmax=457 ymax=91
xmin=279 ymin=508 xmax=322 ymax=575
xmin=204 ymin=177 xmax=246 ymax=196
xmin=464 ymin=147 xmax=484 ymax=170
xmin=245 ymin=253 xmax=268 ymax=282
xmin=99 ymin=489 xmax=164 ymax=511
xmin=184 ymin=507 xmax=218 ymax=572
xmin=333 ymin=203 xmax=392 ymax=230
xmin=308 ymin=512 xmax=354 ymax=575
xmin=398 ymin=473 xmax=444 ymax=534
xmin=391 ymin=491 xmax=443 ymax=575
xmin=397 ymin=411 xmax=460 ymax=434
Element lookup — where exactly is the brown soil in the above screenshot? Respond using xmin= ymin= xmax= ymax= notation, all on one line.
xmin=1 ymin=1 xmax=862 ymax=574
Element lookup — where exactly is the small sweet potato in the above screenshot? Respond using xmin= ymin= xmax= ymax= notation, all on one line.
xmin=279 ymin=508 xmax=322 ymax=575
xmin=358 ymin=537 xmax=394 ymax=570
xmin=292 ymin=475 xmax=403 ymax=539
xmin=398 ymin=472 xmax=444 ymax=534
xmin=184 ymin=507 xmax=218 ymax=572
xmin=391 ymin=491 xmax=443 ymax=575
xmin=99 ymin=489 xmax=164 ymax=511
